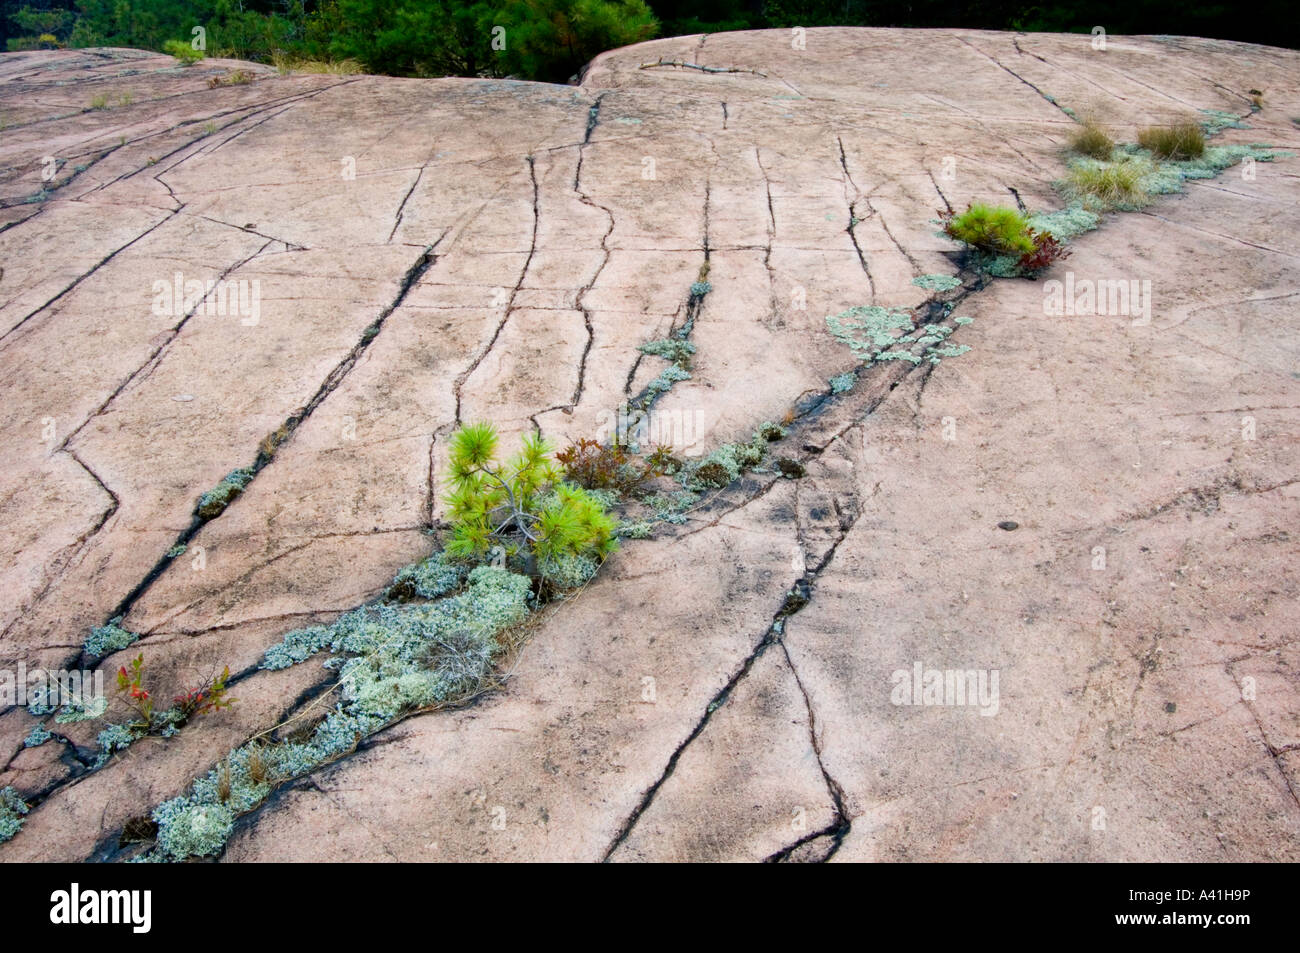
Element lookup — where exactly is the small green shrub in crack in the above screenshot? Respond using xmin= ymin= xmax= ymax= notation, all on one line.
xmin=941 ymin=203 xmax=1036 ymax=256
xmin=939 ymin=203 xmax=1068 ymax=276
xmin=941 ymin=200 xmax=1071 ymax=275
xmin=162 ymin=39 xmax=203 ymax=65
xmin=443 ymin=422 xmax=617 ymax=584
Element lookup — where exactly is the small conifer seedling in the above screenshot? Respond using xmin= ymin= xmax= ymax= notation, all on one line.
xmin=444 ymin=422 xmax=618 ymax=582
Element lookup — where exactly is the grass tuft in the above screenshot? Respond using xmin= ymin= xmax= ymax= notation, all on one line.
xmin=1137 ymin=122 xmax=1205 ymax=160
xmin=1069 ymin=119 xmax=1114 ymax=159
xmin=270 ymin=53 xmax=363 ymax=75
xmin=1058 ymin=157 xmax=1153 ymax=211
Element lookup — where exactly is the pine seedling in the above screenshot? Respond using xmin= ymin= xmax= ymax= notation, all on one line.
xmin=443 ymin=423 xmax=617 ymax=579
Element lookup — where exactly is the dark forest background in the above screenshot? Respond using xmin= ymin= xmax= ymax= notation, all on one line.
xmin=2 ymin=0 xmax=1294 ymax=83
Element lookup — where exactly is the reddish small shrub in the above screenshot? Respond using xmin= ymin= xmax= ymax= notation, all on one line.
xmin=1017 ymin=230 xmax=1070 ymax=273
xmin=114 ymin=653 xmax=237 ymax=731
xmin=556 ymin=439 xmax=676 ymax=493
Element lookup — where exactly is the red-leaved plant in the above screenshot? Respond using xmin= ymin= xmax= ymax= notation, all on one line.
xmin=1017 ymin=230 xmax=1070 ymax=273
xmin=115 ymin=653 xmax=236 ymax=731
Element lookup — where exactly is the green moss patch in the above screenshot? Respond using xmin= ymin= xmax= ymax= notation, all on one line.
xmin=681 ymin=423 xmax=785 ymax=490
xmin=196 ymin=467 xmax=256 ymax=519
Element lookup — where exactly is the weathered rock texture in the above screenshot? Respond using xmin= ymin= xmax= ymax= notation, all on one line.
xmin=0 ymin=29 xmax=1297 ymax=861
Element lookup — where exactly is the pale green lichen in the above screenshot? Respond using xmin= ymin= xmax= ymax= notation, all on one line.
xmin=54 ymin=692 xmax=108 ymax=723
xmin=829 ymin=372 xmax=856 ymax=394
xmin=388 ymin=551 xmax=469 ymax=601
xmin=190 ymin=745 xmax=273 ymax=815
xmin=645 ymin=490 xmax=697 ymax=524
xmin=260 ymin=624 xmax=334 ymax=670
xmin=1140 ymin=143 xmax=1292 ymax=193
xmin=912 ymin=274 xmax=962 ymax=292
xmin=826 ymin=308 xmax=971 ymax=368
xmin=581 ymin=487 xmax=620 ymax=511
xmin=637 ymin=339 xmax=696 ymax=364
xmin=95 ymin=724 xmax=139 ymax=768
xmin=826 ymin=306 xmax=914 ymax=360
xmin=977 ymin=253 xmax=1026 ymax=278
xmin=684 ymin=424 xmax=783 ymax=489
xmin=83 ymin=617 xmax=139 ymax=659
xmin=538 ymin=551 xmax=600 ymax=589
xmin=689 ymin=280 xmax=712 ymax=296
xmin=152 ymin=799 xmax=233 ymax=860
xmin=335 ymin=623 xmax=497 ymax=719
xmin=646 ymin=364 xmax=690 ymax=398
xmin=1027 ymin=202 xmax=1101 ymax=240
xmin=0 ymin=787 xmax=29 ymax=843
xmin=23 ymin=725 xmax=51 ymax=748
xmin=144 ymin=563 xmax=536 ymax=861
xmin=1199 ymin=109 xmax=1248 ymax=135
xmin=196 ymin=466 xmax=255 ymax=519
xmin=878 ymin=349 xmax=923 ymax=365
xmin=24 ymin=686 xmax=57 ymax=717
xmin=316 ymin=566 xmax=531 ymax=720
xmin=616 ymin=520 xmax=654 ymax=539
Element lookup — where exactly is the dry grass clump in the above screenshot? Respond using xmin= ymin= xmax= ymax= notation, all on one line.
xmin=209 ymin=69 xmax=254 ymax=88
xmin=1137 ymin=122 xmax=1205 ymax=159
xmin=245 ymin=745 xmax=269 ymax=785
xmin=271 ymin=53 xmax=363 ymax=75
xmin=1069 ymin=119 xmax=1114 ymax=159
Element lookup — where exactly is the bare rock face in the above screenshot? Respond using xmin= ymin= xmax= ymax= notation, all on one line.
xmin=0 ymin=29 xmax=1297 ymax=862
